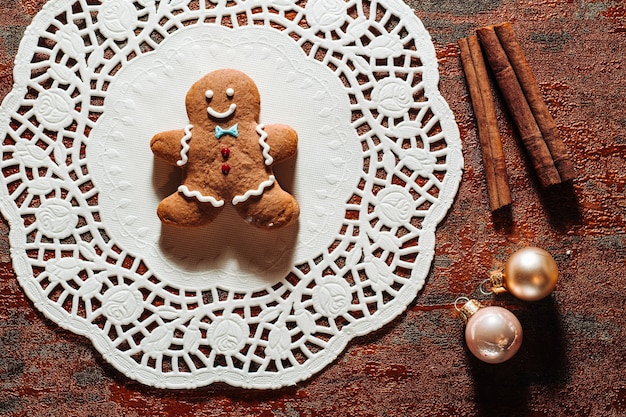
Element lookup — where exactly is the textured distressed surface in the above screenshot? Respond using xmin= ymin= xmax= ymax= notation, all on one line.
xmin=1 ymin=0 xmax=625 ymax=416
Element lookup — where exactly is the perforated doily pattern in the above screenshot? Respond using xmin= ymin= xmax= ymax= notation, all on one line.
xmin=0 ymin=0 xmax=462 ymax=389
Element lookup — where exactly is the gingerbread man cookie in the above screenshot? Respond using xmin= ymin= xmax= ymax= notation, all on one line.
xmin=150 ymin=69 xmax=299 ymax=229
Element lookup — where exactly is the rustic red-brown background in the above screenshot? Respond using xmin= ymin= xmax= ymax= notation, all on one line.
xmin=1 ymin=0 xmax=625 ymax=416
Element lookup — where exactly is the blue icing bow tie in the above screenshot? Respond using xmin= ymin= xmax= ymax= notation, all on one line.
xmin=215 ymin=123 xmax=239 ymax=139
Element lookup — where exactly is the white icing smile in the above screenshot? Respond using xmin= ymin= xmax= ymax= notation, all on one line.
xmin=207 ymin=103 xmax=236 ymax=119
xmin=206 ymin=88 xmax=237 ymax=119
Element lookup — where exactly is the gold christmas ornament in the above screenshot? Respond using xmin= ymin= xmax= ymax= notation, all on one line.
xmin=488 ymin=247 xmax=559 ymax=301
xmin=455 ymin=298 xmax=523 ymax=364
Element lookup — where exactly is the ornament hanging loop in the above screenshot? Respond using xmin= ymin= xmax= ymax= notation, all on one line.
xmin=454 ymin=296 xmax=470 ymax=311
xmin=479 ymin=278 xmax=493 ymax=295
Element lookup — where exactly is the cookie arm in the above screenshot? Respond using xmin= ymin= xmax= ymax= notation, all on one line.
xmin=150 ymin=128 xmax=188 ymax=166
xmin=263 ymin=124 xmax=298 ymax=164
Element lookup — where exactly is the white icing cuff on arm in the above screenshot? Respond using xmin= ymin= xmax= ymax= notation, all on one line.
xmin=176 ymin=124 xmax=194 ymax=166
xmin=257 ymin=124 xmax=273 ymax=166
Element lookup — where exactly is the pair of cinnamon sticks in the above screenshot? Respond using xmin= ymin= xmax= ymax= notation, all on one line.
xmin=458 ymin=22 xmax=576 ymax=212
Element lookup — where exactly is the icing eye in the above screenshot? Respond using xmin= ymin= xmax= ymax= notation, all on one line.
xmin=226 ymin=88 xmax=235 ymax=98
xmin=205 ymin=90 xmax=214 ymax=99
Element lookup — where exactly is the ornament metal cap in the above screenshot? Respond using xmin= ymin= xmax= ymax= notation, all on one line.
xmin=455 ymin=298 xmax=482 ymax=324
xmin=488 ymin=269 xmax=507 ymax=294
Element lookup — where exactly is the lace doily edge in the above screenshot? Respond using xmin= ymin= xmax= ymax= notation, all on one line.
xmin=7 ymin=246 xmax=434 ymax=389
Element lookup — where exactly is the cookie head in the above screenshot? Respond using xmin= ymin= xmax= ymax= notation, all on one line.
xmin=185 ymin=69 xmax=261 ymax=127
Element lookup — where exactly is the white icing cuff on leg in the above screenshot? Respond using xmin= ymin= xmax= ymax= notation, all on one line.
xmin=232 ymin=175 xmax=275 ymax=205
xmin=178 ymin=185 xmax=225 ymax=207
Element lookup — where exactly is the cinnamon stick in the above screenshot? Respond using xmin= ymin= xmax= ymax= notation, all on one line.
xmin=458 ymin=36 xmax=511 ymax=211
xmin=476 ymin=25 xmax=562 ymax=188
xmin=493 ymin=22 xmax=576 ymax=182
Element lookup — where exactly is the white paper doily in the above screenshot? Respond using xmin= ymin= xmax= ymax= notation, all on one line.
xmin=0 ymin=0 xmax=462 ymax=389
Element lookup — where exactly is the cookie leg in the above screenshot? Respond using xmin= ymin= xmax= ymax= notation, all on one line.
xmin=157 ymin=191 xmax=222 ymax=227
xmin=235 ymin=185 xmax=300 ymax=229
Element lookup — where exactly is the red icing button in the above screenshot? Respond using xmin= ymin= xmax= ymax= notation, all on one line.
xmin=221 ymin=147 xmax=230 ymax=159
xmin=221 ymin=163 xmax=231 ymax=175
